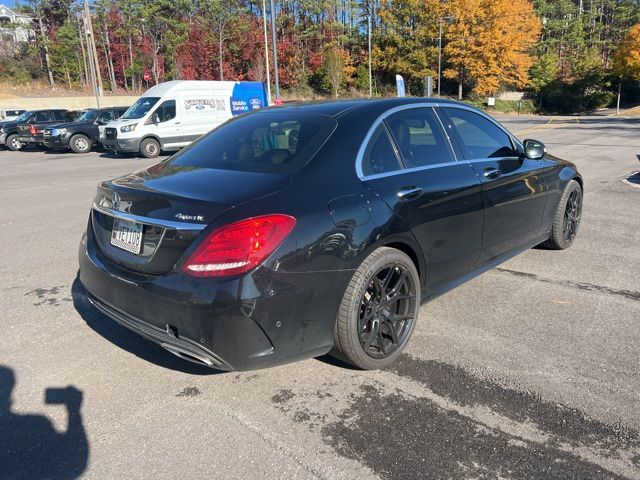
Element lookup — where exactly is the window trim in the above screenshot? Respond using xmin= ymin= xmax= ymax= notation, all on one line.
xmin=356 ymin=103 xmax=462 ymax=180
xmin=360 ymin=122 xmax=404 ymax=178
xmin=356 ymin=103 xmax=525 ymax=180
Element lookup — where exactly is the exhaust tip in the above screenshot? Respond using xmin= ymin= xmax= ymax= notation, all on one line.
xmin=160 ymin=343 xmax=216 ymax=368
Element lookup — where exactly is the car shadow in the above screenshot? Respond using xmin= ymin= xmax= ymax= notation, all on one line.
xmin=0 ymin=365 xmax=89 ymax=479
xmin=71 ymin=275 xmax=219 ymax=375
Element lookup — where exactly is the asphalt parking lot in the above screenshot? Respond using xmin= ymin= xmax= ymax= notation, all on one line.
xmin=1 ymin=113 xmax=639 ymax=480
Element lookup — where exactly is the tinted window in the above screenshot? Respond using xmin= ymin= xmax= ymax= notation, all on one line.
xmin=96 ymin=111 xmax=113 ymax=123
xmin=169 ymin=111 xmax=337 ymax=173
xmin=77 ymin=110 xmax=99 ymax=122
xmin=33 ymin=112 xmax=49 ymax=122
xmin=361 ymin=125 xmax=402 ymax=176
xmin=385 ymin=108 xmax=454 ymax=168
xmin=54 ymin=110 xmax=68 ymax=121
xmin=122 ymin=97 xmax=160 ymax=119
xmin=445 ymin=108 xmax=516 ymax=159
xmin=151 ymin=100 xmax=176 ymax=123
xmin=115 ymin=109 xmax=127 ymax=118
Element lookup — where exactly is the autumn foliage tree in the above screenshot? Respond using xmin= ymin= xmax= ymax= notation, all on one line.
xmin=612 ymin=23 xmax=640 ymax=80
xmin=443 ymin=0 xmax=541 ymax=97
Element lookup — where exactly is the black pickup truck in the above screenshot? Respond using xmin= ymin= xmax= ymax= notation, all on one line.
xmin=14 ymin=109 xmax=75 ymax=149
xmin=43 ymin=106 xmax=128 ymax=153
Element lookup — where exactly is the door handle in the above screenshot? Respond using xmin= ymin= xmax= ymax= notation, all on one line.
xmin=483 ymin=167 xmax=502 ymax=180
xmin=174 ymin=121 xmax=181 ymax=125
xmin=396 ymin=186 xmax=423 ymax=200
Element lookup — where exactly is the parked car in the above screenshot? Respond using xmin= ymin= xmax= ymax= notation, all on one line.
xmin=0 ymin=108 xmax=27 ymax=121
xmin=16 ymin=109 xmax=72 ymax=149
xmin=43 ymin=107 xmax=129 ymax=153
xmin=79 ymin=98 xmax=583 ymax=371
xmin=102 ymin=80 xmax=267 ymax=158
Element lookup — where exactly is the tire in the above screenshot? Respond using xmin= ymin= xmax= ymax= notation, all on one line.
xmin=332 ymin=247 xmax=421 ymax=370
xmin=6 ymin=134 xmax=22 ymax=151
xmin=69 ymin=134 xmax=91 ymax=154
xmin=541 ymin=179 xmax=583 ymax=250
xmin=140 ymin=138 xmax=160 ymax=158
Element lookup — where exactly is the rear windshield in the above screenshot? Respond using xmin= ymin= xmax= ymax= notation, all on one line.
xmin=168 ymin=110 xmax=337 ymax=173
xmin=122 ymin=97 xmax=160 ymax=119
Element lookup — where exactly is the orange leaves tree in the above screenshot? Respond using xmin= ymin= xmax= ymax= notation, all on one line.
xmin=612 ymin=23 xmax=640 ymax=80
xmin=443 ymin=0 xmax=541 ymax=97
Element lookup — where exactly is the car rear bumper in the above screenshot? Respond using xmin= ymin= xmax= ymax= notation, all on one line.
xmin=43 ymin=135 xmax=70 ymax=149
xmin=18 ymin=134 xmax=44 ymax=144
xmin=78 ymin=222 xmax=348 ymax=371
xmin=102 ymin=137 xmax=140 ymax=153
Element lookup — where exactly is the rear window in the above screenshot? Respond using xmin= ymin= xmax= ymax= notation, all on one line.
xmin=168 ymin=111 xmax=337 ymax=173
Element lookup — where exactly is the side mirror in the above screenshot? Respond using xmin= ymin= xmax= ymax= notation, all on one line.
xmin=523 ymin=139 xmax=546 ymax=160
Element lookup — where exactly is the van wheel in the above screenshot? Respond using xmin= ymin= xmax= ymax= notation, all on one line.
xmin=6 ymin=134 xmax=22 ymax=151
xmin=140 ymin=138 xmax=160 ymax=158
xmin=69 ymin=134 xmax=91 ymax=153
xmin=331 ymin=247 xmax=420 ymax=370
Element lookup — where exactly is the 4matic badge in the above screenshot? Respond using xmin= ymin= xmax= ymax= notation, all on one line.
xmin=175 ymin=213 xmax=205 ymax=222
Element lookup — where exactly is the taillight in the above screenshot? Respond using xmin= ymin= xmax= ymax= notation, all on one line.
xmin=182 ymin=214 xmax=296 ymax=277
xmin=29 ymin=124 xmax=37 ymax=135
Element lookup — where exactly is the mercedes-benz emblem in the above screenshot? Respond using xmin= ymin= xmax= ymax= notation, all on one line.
xmin=112 ymin=192 xmax=121 ymax=211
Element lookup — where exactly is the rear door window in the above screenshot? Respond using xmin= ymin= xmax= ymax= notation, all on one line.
xmin=384 ymin=108 xmax=455 ymax=168
xmin=54 ymin=111 xmax=67 ymax=121
xmin=169 ymin=111 xmax=337 ymax=173
xmin=33 ymin=112 xmax=50 ymax=122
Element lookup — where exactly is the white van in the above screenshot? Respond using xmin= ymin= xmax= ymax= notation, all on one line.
xmin=102 ymin=80 xmax=268 ymax=158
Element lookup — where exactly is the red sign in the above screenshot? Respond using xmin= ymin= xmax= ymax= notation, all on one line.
xmin=143 ymin=72 xmax=151 ymax=82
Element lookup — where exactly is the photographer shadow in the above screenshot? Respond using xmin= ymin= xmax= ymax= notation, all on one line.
xmin=0 ymin=366 xmax=88 ymax=479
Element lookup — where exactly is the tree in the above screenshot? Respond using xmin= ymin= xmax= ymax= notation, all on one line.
xmin=443 ymin=0 xmax=541 ymax=97
xmin=612 ymin=23 xmax=640 ymax=79
xmin=374 ymin=0 xmax=440 ymax=94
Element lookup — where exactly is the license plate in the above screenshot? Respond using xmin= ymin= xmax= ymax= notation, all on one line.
xmin=110 ymin=217 xmax=143 ymax=254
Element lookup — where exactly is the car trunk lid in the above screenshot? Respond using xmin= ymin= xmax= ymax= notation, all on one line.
xmin=91 ymin=162 xmax=290 ymax=276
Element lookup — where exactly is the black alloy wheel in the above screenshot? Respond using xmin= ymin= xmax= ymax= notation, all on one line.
xmin=333 ymin=247 xmax=421 ymax=369
xmin=358 ymin=264 xmax=417 ymax=359
xmin=541 ymin=179 xmax=583 ymax=250
xmin=563 ymin=188 xmax=581 ymax=243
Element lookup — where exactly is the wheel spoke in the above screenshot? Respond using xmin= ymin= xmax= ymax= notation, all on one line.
xmin=363 ymin=321 xmax=379 ymax=351
xmin=385 ymin=312 xmax=413 ymax=323
xmin=386 ymin=318 xmax=399 ymax=345
xmin=387 ymin=270 xmax=407 ymax=298
xmin=381 ymin=265 xmax=396 ymax=292
xmin=377 ymin=331 xmax=387 ymax=355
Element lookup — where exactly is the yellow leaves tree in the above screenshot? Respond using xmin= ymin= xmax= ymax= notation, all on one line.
xmin=612 ymin=24 xmax=640 ymax=80
xmin=443 ymin=0 xmax=541 ymax=97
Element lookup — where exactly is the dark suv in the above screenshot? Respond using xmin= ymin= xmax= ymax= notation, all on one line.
xmin=43 ymin=107 xmax=128 ymax=153
xmin=15 ymin=109 xmax=74 ymax=149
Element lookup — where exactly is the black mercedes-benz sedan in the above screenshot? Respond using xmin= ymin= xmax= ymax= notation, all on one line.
xmin=78 ymin=98 xmax=583 ymax=371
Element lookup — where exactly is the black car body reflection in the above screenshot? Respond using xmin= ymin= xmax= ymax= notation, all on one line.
xmin=79 ymin=98 xmax=583 ymax=371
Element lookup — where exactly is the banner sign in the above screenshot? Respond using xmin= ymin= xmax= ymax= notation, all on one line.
xmin=396 ymin=74 xmax=406 ymax=97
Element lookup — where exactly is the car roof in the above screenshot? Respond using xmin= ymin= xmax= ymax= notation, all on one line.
xmin=272 ymin=97 xmax=469 ymax=118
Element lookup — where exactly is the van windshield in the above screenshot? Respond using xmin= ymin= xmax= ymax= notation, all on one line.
xmin=122 ymin=97 xmax=160 ymax=119
xmin=168 ymin=110 xmax=337 ymax=173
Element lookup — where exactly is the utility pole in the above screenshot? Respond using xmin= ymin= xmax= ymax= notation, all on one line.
xmin=368 ymin=4 xmax=372 ymax=98
xmin=616 ymin=80 xmax=622 ymax=115
xmin=437 ymin=17 xmax=442 ymax=96
xmin=84 ymin=0 xmax=103 ymax=104
xmin=262 ymin=0 xmax=272 ymax=104
xmin=269 ymin=0 xmax=280 ymax=102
